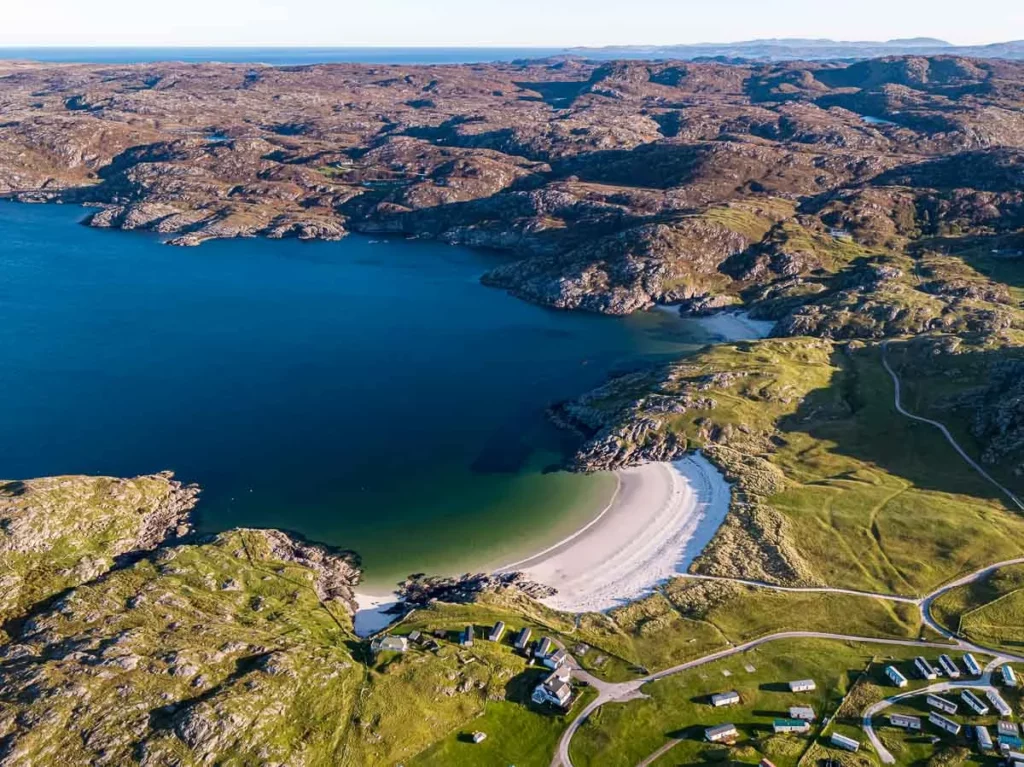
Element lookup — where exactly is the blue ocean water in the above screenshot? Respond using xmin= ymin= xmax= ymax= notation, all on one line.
xmin=0 ymin=47 xmax=566 ymax=65
xmin=0 ymin=202 xmax=709 ymax=587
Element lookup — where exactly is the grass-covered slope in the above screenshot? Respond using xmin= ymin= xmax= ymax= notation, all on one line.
xmin=562 ymin=336 xmax=1024 ymax=594
xmin=0 ymin=473 xmax=199 ymax=631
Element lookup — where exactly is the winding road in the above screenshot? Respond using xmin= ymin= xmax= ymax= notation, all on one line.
xmin=550 ymin=353 xmax=1024 ymax=766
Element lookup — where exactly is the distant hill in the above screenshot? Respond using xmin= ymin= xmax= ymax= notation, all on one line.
xmin=569 ymin=37 xmax=1024 ymax=61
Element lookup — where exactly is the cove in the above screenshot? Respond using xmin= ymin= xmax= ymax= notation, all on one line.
xmin=0 ymin=202 xmax=713 ymax=590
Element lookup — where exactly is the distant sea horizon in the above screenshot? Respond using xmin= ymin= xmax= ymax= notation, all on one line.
xmin=0 ymin=47 xmax=568 ymax=65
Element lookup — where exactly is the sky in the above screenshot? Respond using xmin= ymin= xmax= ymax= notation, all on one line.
xmin=2 ymin=0 xmax=1022 ymax=48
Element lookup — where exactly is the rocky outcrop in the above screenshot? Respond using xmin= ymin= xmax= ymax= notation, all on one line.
xmin=397 ymin=571 xmax=555 ymax=605
xmin=0 ymin=473 xmax=199 ymax=627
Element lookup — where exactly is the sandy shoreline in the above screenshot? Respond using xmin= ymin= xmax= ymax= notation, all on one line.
xmin=656 ymin=305 xmax=777 ymax=342
xmin=501 ymin=453 xmax=731 ymax=612
xmin=352 ymin=307 xmax=757 ymax=635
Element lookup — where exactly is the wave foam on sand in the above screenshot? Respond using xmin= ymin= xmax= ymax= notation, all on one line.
xmin=499 ymin=452 xmax=731 ymax=613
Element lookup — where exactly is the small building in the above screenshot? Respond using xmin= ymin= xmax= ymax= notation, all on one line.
xmin=889 ymin=714 xmax=922 ymax=731
xmin=999 ymin=722 xmax=1020 ymax=738
xmin=830 ymin=733 xmax=860 ymax=752
xmin=790 ymin=706 xmax=816 ymax=721
xmin=773 ymin=718 xmax=810 ymax=734
xmin=915 ymin=656 xmax=938 ymax=680
xmin=1003 ymin=665 xmax=1019 ymax=688
xmin=534 ymin=637 xmax=554 ymax=659
xmin=544 ymin=648 xmax=568 ymax=670
xmin=976 ymin=725 xmax=994 ymax=752
xmin=929 ymin=712 xmax=961 ymax=736
xmin=471 ymin=731 xmax=487 ymax=744
xmin=961 ymin=690 xmax=990 ymax=715
xmin=514 ymin=626 xmax=532 ymax=651
xmin=487 ymin=622 xmax=506 ymax=642
xmin=988 ymin=689 xmax=1013 ymax=716
xmin=461 ymin=625 xmax=474 ymax=647
xmin=885 ymin=665 xmax=908 ymax=688
xmin=789 ymin=679 xmax=816 ymax=693
xmin=705 ymin=723 xmax=739 ymax=743
xmin=408 ymin=630 xmax=422 ymax=644
xmin=939 ymin=654 xmax=961 ymax=679
xmin=1000 ymin=734 xmax=1024 ymax=750
xmin=531 ymin=666 xmax=572 ymax=708
xmin=370 ymin=635 xmax=408 ymax=654
xmin=927 ymin=694 xmax=958 ymax=715
xmin=711 ymin=690 xmax=741 ymax=707
xmin=964 ymin=653 xmax=982 ymax=676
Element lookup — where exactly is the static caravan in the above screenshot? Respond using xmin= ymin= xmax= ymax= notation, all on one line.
xmin=885 ymin=665 xmax=908 ymax=688
xmin=773 ymin=719 xmax=810 ymax=734
xmin=711 ymin=691 xmax=741 ymax=707
xmin=889 ymin=714 xmax=922 ymax=731
xmin=999 ymin=721 xmax=1020 ymax=737
xmin=534 ymin=637 xmax=553 ymax=659
xmin=929 ymin=712 xmax=961 ymax=736
xmin=705 ymin=723 xmax=738 ymax=743
xmin=939 ymin=654 xmax=961 ymax=679
xmin=988 ymin=689 xmax=1013 ymax=716
xmin=961 ymin=690 xmax=989 ymax=715
xmin=915 ymin=656 xmax=939 ymax=680
xmin=830 ymin=733 xmax=860 ymax=752
xmin=1003 ymin=665 xmax=1019 ymax=688
xmin=488 ymin=621 xmax=506 ymax=642
xmin=514 ymin=627 xmax=532 ymax=651
xmin=790 ymin=706 xmax=816 ymax=721
xmin=926 ymin=694 xmax=959 ymax=715
xmin=964 ymin=653 xmax=982 ymax=676
xmin=976 ymin=725 xmax=994 ymax=752
xmin=789 ymin=679 xmax=816 ymax=693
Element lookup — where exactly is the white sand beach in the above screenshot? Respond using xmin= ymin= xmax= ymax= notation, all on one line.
xmin=696 ymin=310 xmax=776 ymax=341
xmin=498 ymin=453 xmax=731 ymax=613
xmin=655 ymin=304 xmax=775 ymax=342
xmin=353 ymin=591 xmax=402 ymax=637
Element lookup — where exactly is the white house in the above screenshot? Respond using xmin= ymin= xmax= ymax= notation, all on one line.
xmin=711 ymin=691 xmax=741 ymax=707
xmin=964 ymin=653 xmax=982 ymax=676
xmin=961 ymin=690 xmax=989 ymax=715
xmin=929 ymin=712 xmax=961 ymax=736
xmin=889 ymin=714 xmax=922 ymax=731
xmin=370 ymin=635 xmax=408 ymax=654
xmin=534 ymin=637 xmax=554 ymax=659
xmin=532 ymin=667 xmax=572 ymax=708
xmin=789 ymin=679 xmax=816 ymax=693
xmin=830 ymin=733 xmax=860 ymax=752
xmin=927 ymin=694 xmax=958 ymax=715
xmin=543 ymin=648 xmax=568 ymax=670
xmin=977 ymin=725 xmax=994 ymax=752
xmin=885 ymin=665 xmax=908 ymax=688
xmin=705 ymin=723 xmax=739 ymax=743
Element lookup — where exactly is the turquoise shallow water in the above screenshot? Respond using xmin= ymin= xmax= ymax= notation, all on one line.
xmin=0 ymin=202 xmax=710 ymax=589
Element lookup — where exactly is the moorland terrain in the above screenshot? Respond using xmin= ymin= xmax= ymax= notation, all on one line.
xmin=1 ymin=52 xmax=1024 ymax=766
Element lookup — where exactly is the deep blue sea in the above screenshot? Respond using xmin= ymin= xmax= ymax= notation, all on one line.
xmin=0 ymin=47 xmax=566 ymax=65
xmin=0 ymin=202 xmax=710 ymax=588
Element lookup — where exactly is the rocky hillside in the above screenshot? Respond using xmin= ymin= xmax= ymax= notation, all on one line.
xmin=0 ymin=55 xmax=1022 ymax=324
xmin=0 ymin=473 xmax=198 ymax=631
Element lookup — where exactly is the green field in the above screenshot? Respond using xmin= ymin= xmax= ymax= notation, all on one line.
xmin=931 ymin=564 xmax=1024 ymax=653
xmin=569 ymin=639 xmax=952 ymax=767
